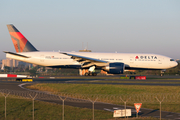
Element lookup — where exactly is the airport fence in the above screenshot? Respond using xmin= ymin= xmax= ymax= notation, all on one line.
xmin=0 ymin=89 xmax=180 ymax=119
xmin=1 ymin=89 xmax=179 ymax=103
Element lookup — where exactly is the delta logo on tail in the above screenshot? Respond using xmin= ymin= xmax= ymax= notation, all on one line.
xmin=7 ymin=25 xmax=37 ymax=53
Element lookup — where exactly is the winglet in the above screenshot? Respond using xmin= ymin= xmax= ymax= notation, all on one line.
xmin=7 ymin=24 xmax=38 ymax=53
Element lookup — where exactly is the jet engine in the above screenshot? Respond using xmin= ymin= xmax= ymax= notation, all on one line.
xmin=103 ymin=62 xmax=125 ymax=74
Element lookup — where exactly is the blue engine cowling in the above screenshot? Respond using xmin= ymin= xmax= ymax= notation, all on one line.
xmin=103 ymin=63 xmax=125 ymax=74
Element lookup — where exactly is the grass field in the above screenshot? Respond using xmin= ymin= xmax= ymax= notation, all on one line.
xmin=0 ymin=97 xmax=114 ymax=120
xmin=27 ymin=83 xmax=180 ymax=95
xmin=0 ymin=96 xmax=161 ymax=120
xmin=27 ymin=83 xmax=180 ymax=113
xmin=73 ymin=80 xmax=180 ymax=84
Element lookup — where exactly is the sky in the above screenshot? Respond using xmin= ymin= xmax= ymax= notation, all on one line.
xmin=0 ymin=0 xmax=180 ymax=60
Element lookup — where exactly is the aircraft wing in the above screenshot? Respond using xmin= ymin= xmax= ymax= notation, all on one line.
xmin=61 ymin=52 xmax=108 ymax=68
xmin=4 ymin=51 xmax=30 ymax=58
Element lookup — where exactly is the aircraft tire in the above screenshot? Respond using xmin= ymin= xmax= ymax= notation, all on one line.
xmin=85 ymin=73 xmax=89 ymax=76
xmin=89 ymin=72 xmax=93 ymax=76
xmin=92 ymin=73 xmax=97 ymax=76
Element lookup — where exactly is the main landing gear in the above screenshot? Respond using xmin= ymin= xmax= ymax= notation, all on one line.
xmin=84 ymin=66 xmax=97 ymax=76
xmin=85 ymin=72 xmax=97 ymax=76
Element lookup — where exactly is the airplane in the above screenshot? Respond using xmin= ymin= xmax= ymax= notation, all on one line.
xmin=4 ymin=24 xmax=178 ymax=76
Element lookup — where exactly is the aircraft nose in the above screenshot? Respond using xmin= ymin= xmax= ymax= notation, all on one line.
xmin=173 ymin=61 xmax=178 ymax=67
xmin=175 ymin=61 xmax=178 ymax=66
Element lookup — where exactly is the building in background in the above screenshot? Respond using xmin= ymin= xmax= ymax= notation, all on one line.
xmin=2 ymin=58 xmax=32 ymax=68
xmin=2 ymin=59 xmax=14 ymax=67
xmin=79 ymin=49 xmax=92 ymax=52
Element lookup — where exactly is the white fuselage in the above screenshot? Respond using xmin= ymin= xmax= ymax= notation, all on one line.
xmin=6 ymin=51 xmax=177 ymax=70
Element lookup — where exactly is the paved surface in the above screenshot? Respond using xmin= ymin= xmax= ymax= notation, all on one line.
xmin=0 ymin=76 xmax=180 ymax=119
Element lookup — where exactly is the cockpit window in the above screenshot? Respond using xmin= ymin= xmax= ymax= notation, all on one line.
xmin=170 ymin=59 xmax=175 ymax=61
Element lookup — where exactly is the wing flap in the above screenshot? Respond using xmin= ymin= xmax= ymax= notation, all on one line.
xmin=62 ymin=52 xmax=107 ymax=63
xmin=61 ymin=52 xmax=108 ymax=68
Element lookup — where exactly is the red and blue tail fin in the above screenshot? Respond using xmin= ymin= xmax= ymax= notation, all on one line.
xmin=7 ymin=24 xmax=38 ymax=53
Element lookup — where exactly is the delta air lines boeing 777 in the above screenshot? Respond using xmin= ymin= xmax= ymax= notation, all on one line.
xmin=4 ymin=24 xmax=178 ymax=76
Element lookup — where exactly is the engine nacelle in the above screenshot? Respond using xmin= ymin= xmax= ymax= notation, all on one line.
xmin=103 ymin=62 xmax=125 ymax=74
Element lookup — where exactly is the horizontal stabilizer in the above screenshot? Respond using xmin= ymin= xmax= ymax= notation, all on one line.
xmin=4 ymin=51 xmax=30 ymax=58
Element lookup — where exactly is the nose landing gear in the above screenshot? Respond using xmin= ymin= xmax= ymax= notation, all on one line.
xmin=160 ymin=69 xmax=166 ymax=76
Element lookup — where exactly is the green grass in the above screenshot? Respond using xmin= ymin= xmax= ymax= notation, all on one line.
xmin=0 ymin=97 xmax=114 ymax=120
xmin=27 ymin=83 xmax=180 ymax=113
xmin=0 ymin=96 xmax=161 ymax=120
xmin=27 ymin=83 xmax=180 ymax=94
xmin=74 ymin=80 xmax=180 ymax=84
